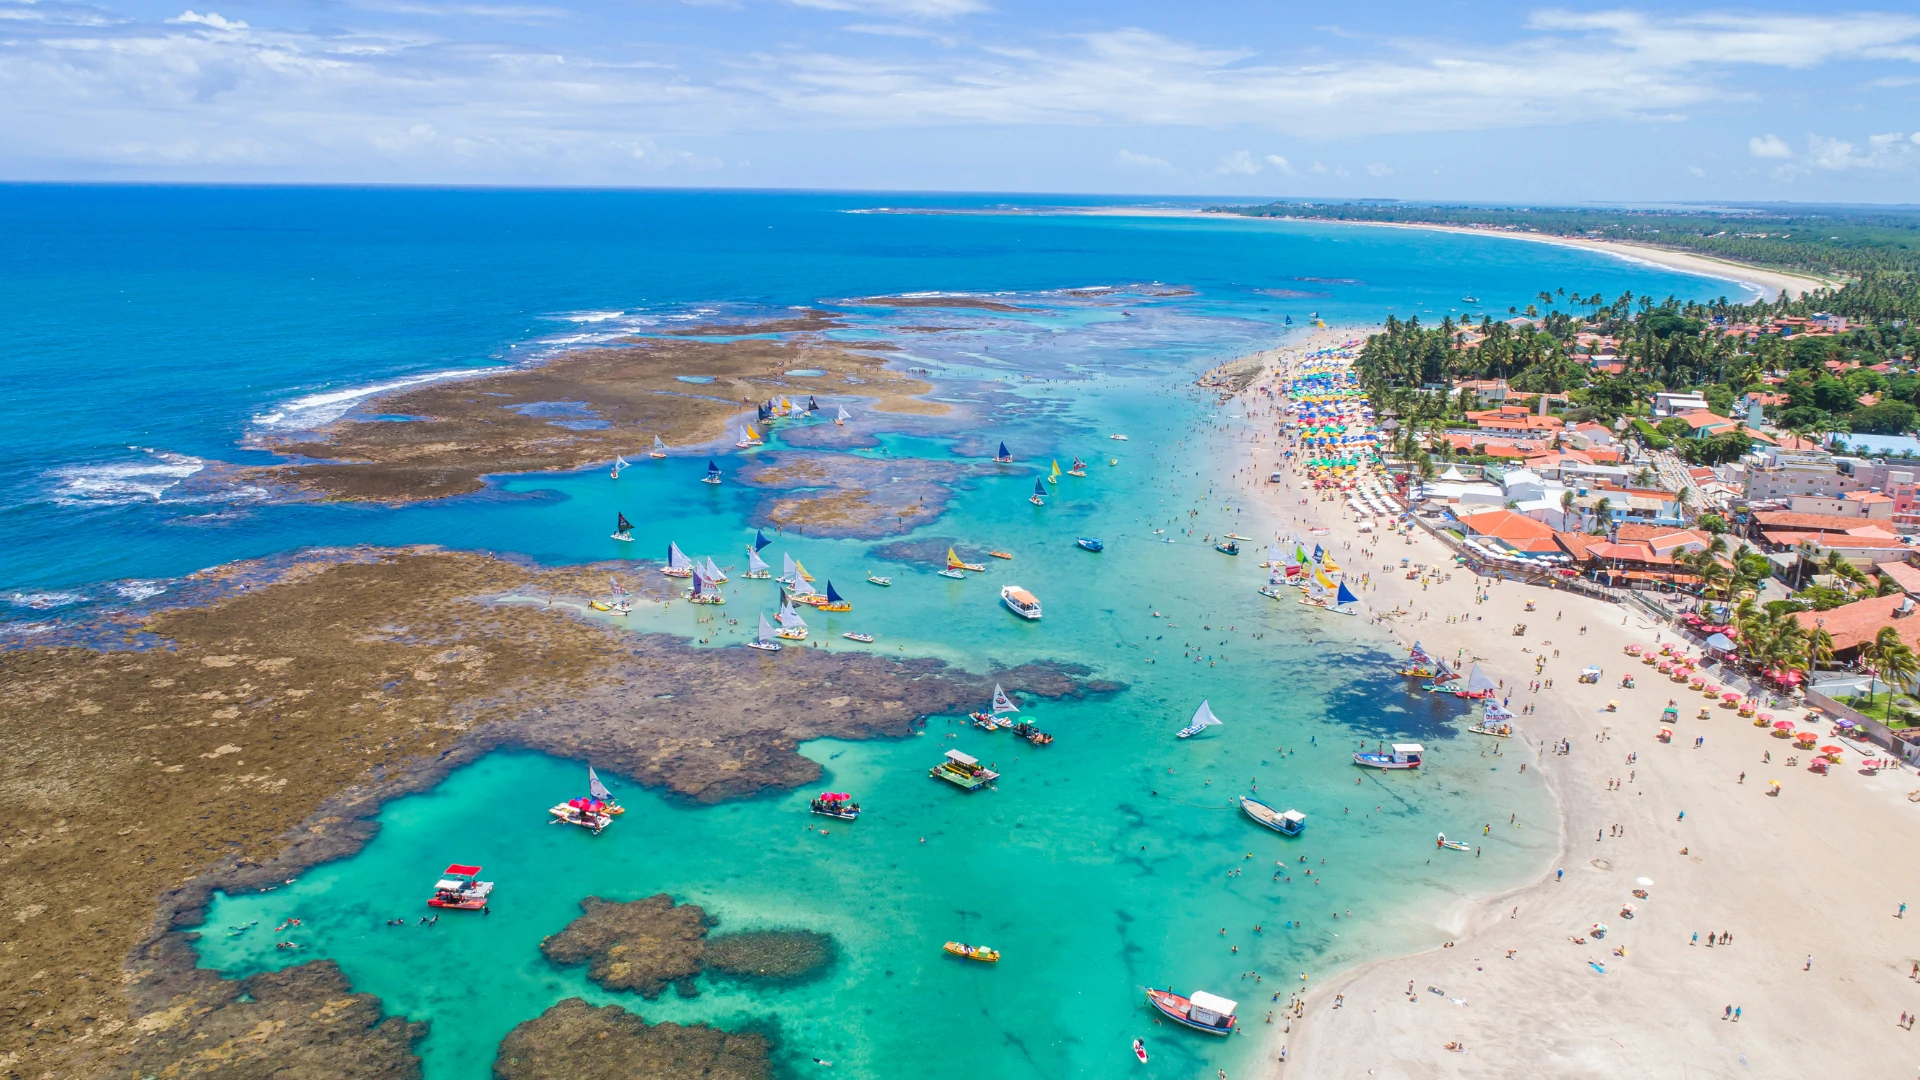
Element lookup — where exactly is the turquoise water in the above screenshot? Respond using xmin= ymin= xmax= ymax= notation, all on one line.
xmin=0 ymin=188 xmax=1740 ymax=1076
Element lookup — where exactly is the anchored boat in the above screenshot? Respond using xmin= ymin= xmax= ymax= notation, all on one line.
xmin=810 ymin=792 xmax=860 ymax=820
xmin=1011 ymin=719 xmax=1053 ymax=746
xmin=929 ymin=749 xmax=998 ymax=791
xmin=1000 ymin=584 xmax=1042 ymax=620
xmin=835 ymin=405 xmax=851 ymax=426
xmin=1076 ymin=537 xmax=1104 ymax=552
xmin=970 ymin=683 xmax=1018 ymax=728
xmin=549 ymin=797 xmax=613 ymax=834
xmin=1354 ymin=743 xmax=1424 ymax=769
xmin=662 ymin=542 xmax=694 ymax=578
xmin=648 ymin=435 xmax=667 ymax=459
xmin=866 ymin=570 xmax=892 ymax=586
xmin=701 ymin=459 xmax=722 ymax=485
xmin=686 ymin=571 xmax=725 ymax=605
xmin=611 ymin=512 xmax=635 ymax=542
xmin=426 ymin=864 xmax=493 ymax=910
xmin=1144 ymin=988 xmax=1236 ymax=1035
xmin=938 ymin=567 xmax=967 ymax=580
xmin=1239 ymin=796 xmax=1305 ymax=836
xmin=1214 ymin=540 xmax=1240 ymax=556
xmin=947 ymin=547 xmax=986 ymax=572
xmin=943 ymin=941 xmax=1000 ymax=963
xmin=748 ymin=613 xmax=782 ymax=652
xmin=774 ymin=601 xmax=808 ymax=640
xmin=842 ymin=631 xmax=875 ymax=643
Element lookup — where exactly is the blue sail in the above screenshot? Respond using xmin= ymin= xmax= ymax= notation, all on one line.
xmin=1033 ymin=478 xmax=1045 ymax=496
xmin=825 ymin=581 xmax=844 ymax=603
xmin=998 ymin=442 xmax=1010 ymax=458
xmin=754 ymin=528 xmax=771 ymax=551
xmin=705 ymin=459 xmax=719 ymax=475
xmin=1335 ymin=581 xmax=1359 ymax=606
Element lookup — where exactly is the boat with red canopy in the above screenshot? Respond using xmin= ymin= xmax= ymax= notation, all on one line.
xmin=427 ymin=864 xmax=493 ymax=910
xmin=809 ymin=792 xmax=861 ymax=820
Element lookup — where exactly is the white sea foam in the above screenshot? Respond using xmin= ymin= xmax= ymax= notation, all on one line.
xmin=48 ymin=448 xmax=206 ymax=506
xmin=558 ymin=310 xmax=627 ymax=323
xmin=252 ymin=368 xmax=495 ymax=431
xmin=0 ymin=621 xmax=53 ymax=637
xmin=8 ymin=591 xmax=84 ymax=610
xmin=113 ymin=580 xmax=169 ymax=601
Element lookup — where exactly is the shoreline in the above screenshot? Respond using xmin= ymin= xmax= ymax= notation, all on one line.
xmin=1221 ymin=342 xmax=1920 ymax=1078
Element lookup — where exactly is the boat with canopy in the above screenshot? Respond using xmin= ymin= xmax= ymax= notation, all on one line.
xmin=810 ymin=792 xmax=860 ymax=820
xmin=686 ymin=571 xmax=725 ymax=605
xmin=1239 ymin=796 xmax=1306 ymax=836
xmin=1354 ymin=743 xmax=1423 ymax=769
xmin=1145 ymin=988 xmax=1236 ymax=1035
xmin=426 ymin=864 xmax=493 ymax=910
xmin=1000 ymin=584 xmax=1041 ymax=619
xmin=929 ymin=749 xmax=998 ymax=790
xmin=1176 ymin=700 xmax=1222 ymax=739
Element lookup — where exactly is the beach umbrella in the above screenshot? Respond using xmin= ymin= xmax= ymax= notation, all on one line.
xmin=1821 ymin=745 xmax=1845 ymax=756
xmin=1773 ymin=720 xmax=1795 ymax=731
xmin=1721 ymin=692 xmax=1742 ymax=702
xmin=1758 ymin=712 xmax=1773 ymax=723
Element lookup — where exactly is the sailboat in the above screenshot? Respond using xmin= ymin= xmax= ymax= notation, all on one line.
xmin=1263 ymin=541 xmax=1283 ymax=568
xmin=815 ymin=581 xmax=851 ymax=612
xmin=779 ymin=553 xmax=801 ymax=586
xmin=947 ymin=547 xmax=986 ymax=573
xmin=686 ymin=571 xmax=725 ymax=605
xmin=1456 ymin=664 xmax=1500 ymax=700
xmin=994 ymin=441 xmax=1013 ymax=463
xmin=1047 ymin=459 xmax=1061 ymax=485
xmin=662 ymin=542 xmax=695 ymax=578
xmin=835 ymin=405 xmax=851 ymax=426
xmin=746 ymin=423 xmax=762 ymax=445
xmin=610 ymin=454 xmax=630 ymax=479
xmin=788 ymin=568 xmax=822 ymax=601
xmin=1176 ymin=700 xmax=1222 ymax=740
xmin=807 ymin=396 xmax=818 ymax=412
xmin=969 ymin=683 xmax=1017 ymax=729
xmin=1330 ymin=581 xmax=1361 ymax=615
xmin=744 ymin=548 xmax=772 ymax=579
xmin=1028 ymin=478 xmax=1046 ymax=506
xmin=611 ymin=513 xmax=634 ymax=542
xmin=700 ymin=556 xmax=728 ymax=584
xmin=748 ymin=612 xmax=782 ymax=652
xmin=702 ymin=459 xmax=722 ymax=485
xmin=649 ymin=435 xmax=667 ymax=459
xmin=794 ymin=559 xmax=817 ymax=584
xmin=734 ymin=426 xmax=752 ymax=449
xmin=774 ymin=601 xmax=809 ymax=640
xmin=1068 ymin=457 xmax=1087 ymax=477
xmin=753 ymin=529 xmax=772 ymax=551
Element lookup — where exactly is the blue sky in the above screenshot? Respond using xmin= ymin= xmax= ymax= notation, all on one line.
xmin=3 ymin=0 xmax=1919 ymax=201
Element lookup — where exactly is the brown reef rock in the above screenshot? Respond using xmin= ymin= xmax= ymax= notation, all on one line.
xmin=0 ymin=546 xmax=1117 ymax=1077
xmin=539 ymin=895 xmax=836 ymax=998
xmin=739 ymin=452 xmax=977 ymax=539
xmin=493 ymin=998 xmax=770 ymax=1080
xmin=250 ymin=335 xmax=942 ymax=503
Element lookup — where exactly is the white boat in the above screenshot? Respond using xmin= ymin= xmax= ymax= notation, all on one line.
xmin=662 ymin=542 xmax=694 ymax=578
xmin=779 ymin=552 xmax=800 ymax=586
xmin=735 ymin=426 xmax=752 ymax=449
xmin=1176 ymin=700 xmax=1222 ymax=739
xmin=610 ymin=454 xmax=630 ymax=479
xmin=1239 ymin=797 xmax=1305 ymax=836
xmin=1000 ymin=584 xmax=1042 ymax=620
xmin=1355 ymin=743 xmax=1424 ymax=769
xmin=775 ymin=601 xmax=809 ymax=640
xmin=649 ymin=435 xmax=667 ymax=459
xmin=748 ymin=612 xmax=782 ymax=652
xmin=938 ymin=567 xmax=967 ymax=580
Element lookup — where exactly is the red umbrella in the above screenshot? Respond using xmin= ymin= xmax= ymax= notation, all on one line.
xmin=1721 ymin=692 xmax=1742 ymax=701
xmin=1773 ymin=720 xmax=1795 ymax=731
xmin=1820 ymin=745 xmax=1845 ymax=756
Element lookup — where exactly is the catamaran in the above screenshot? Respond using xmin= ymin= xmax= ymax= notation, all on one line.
xmin=994 ymin=441 xmax=1013 ymax=463
xmin=748 ymin=612 xmax=782 ymax=652
xmin=835 ymin=405 xmax=851 ymax=426
xmin=1028 ymin=478 xmax=1046 ymax=506
xmin=1047 ymin=459 xmax=1062 ymax=485
xmin=947 ymin=547 xmax=985 ymax=572
xmin=686 ymin=571 xmax=725 ymax=605
xmin=649 ymin=435 xmax=667 ymax=459
xmin=1176 ymin=700 xmax=1222 ymax=739
xmin=610 ymin=454 xmax=630 ymax=479
xmin=662 ymin=542 xmax=695 ymax=578
xmin=774 ymin=601 xmax=808 ymax=640
xmin=702 ymin=459 xmax=723 ymax=485
xmin=744 ymin=548 xmax=772 ymax=579
xmin=611 ymin=513 xmax=635 ymax=542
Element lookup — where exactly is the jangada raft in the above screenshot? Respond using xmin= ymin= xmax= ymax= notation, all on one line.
xmin=810 ymin=792 xmax=861 ymax=820
xmin=947 ymin=547 xmax=986 ymax=572
xmin=550 ymin=797 xmax=613 ymax=834
xmin=1145 ymin=988 xmax=1237 ymax=1035
xmin=427 ymin=864 xmax=493 ymax=910
xmin=1354 ymin=743 xmax=1424 ymax=770
xmin=1176 ymin=700 xmax=1222 ymax=740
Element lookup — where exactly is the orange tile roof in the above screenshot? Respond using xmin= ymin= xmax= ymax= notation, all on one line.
xmin=1752 ymin=511 xmax=1894 ymax=534
xmin=1463 ymin=510 xmax=1561 ymax=552
xmin=1761 ymin=530 xmax=1910 ymax=549
xmin=1791 ymin=594 xmax=1920 ymax=654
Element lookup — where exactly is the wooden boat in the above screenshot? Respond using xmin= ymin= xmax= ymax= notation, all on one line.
xmin=947 ymin=548 xmax=986 ymax=572
xmin=1144 ymin=988 xmax=1236 ymax=1035
xmin=943 ymin=941 xmax=1000 ymax=963
xmin=648 ymin=435 xmax=667 ymax=459
xmin=842 ymin=632 xmax=875 ymax=643
xmin=685 ymin=572 xmax=725 ymax=606
xmin=701 ymin=459 xmax=722 ymax=485
xmin=611 ymin=512 xmax=634 ymax=542
xmin=661 ymin=541 xmax=695 ymax=578
xmin=835 ymin=405 xmax=851 ymax=426
xmin=938 ymin=567 xmax=967 ymax=579
xmin=1354 ymin=743 xmax=1423 ymax=769
xmin=426 ymin=864 xmax=493 ymax=910
xmin=1000 ymin=585 xmax=1042 ymax=620
xmin=970 ymin=684 xmax=1018 ymax=730
xmin=743 ymin=549 xmax=772 ymax=579
xmin=810 ymin=792 xmax=860 ymax=820
xmin=1469 ymin=721 xmax=1513 ymax=738
xmin=610 ymin=454 xmax=629 ymax=479
xmin=1068 ymin=457 xmax=1088 ymax=477
xmin=866 ymin=570 xmax=892 ymax=586
xmin=989 ymin=551 xmax=1013 ymax=560
xmin=1177 ymin=700 xmax=1222 ymax=739
xmin=748 ymin=613 xmax=782 ymax=652
xmin=1239 ymin=796 xmax=1305 ymax=836
xmin=929 ymin=749 xmax=998 ymax=791
xmin=1076 ymin=537 xmax=1104 ymax=552
xmin=805 ymin=581 xmax=851 ymax=612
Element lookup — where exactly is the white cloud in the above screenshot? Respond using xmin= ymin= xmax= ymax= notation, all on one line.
xmin=1116 ymin=148 xmax=1172 ymax=171
xmin=1216 ymin=149 xmax=1260 ymax=175
xmin=1364 ymin=162 xmax=1391 ymax=177
xmin=1264 ymin=154 xmax=1295 ymax=175
xmin=168 ymin=9 xmax=247 ymax=30
xmin=1807 ymin=131 xmax=1917 ymax=171
xmin=787 ymin=0 xmax=986 ymax=17
xmin=1748 ymin=133 xmax=1792 ymax=158
xmin=1687 ymin=165 xmax=1705 ymax=177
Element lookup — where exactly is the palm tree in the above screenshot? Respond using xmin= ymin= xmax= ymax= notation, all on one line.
xmin=1804 ymin=627 xmax=1834 ymax=680
xmin=1592 ymin=496 xmax=1612 ymax=534
xmin=1559 ymin=490 xmax=1576 ymax=528
xmin=1860 ymin=626 xmax=1905 ymax=709
xmin=1879 ymin=641 xmax=1920 ymax=717
xmin=1672 ymin=485 xmax=1692 ymax=524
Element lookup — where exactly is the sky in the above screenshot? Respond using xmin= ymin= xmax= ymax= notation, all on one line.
xmin=3 ymin=0 xmax=1920 ymax=201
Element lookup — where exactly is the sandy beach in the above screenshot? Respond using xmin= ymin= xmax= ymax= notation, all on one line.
xmin=1211 ymin=343 xmax=1920 ymax=1077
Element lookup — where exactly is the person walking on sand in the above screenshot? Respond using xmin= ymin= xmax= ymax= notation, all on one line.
xmin=1806 ymin=954 xmax=1814 ymax=971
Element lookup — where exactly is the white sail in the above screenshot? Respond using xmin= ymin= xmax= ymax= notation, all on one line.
xmin=653 ymin=435 xmax=667 ymax=450
xmin=1465 ymin=664 xmax=1500 ymax=695
xmin=748 ymin=549 xmax=770 ymax=574
xmin=758 ymin=612 xmax=776 ymax=642
xmin=1190 ymin=700 xmax=1222 ymax=728
xmin=702 ymin=556 xmax=727 ymax=582
xmin=668 ymin=542 xmax=693 ymax=571
xmin=781 ymin=552 xmax=798 ymax=583
xmin=588 ymin=766 xmax=612 ymax=800
xmin=1266 ymin=541 xmax=1282 ymax=565
xmin=776 ymin=601 xmax=807 ymax=629
xmin=991 ymin=683 xmax=1016 ymax=714
xmin=836 ymin=405 xmax=851 ymax=421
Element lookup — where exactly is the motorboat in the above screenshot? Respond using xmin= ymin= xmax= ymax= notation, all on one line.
xmin=943 ymin=941 xmax=1000 ymax=962
xmin=1354 ymin=743 xmax=1423 ymax=769
xmin=1011 ymin=720 xmax=1053 ymax=746
xmin=426 ymin=864 xmax=493 ymax=910
xmin=938 ymin=567 xmax=967 ymax=579
xmin=1238 ymin=796 xmax=1305 ymax=836
xmin=842 ymin=632 xmax=876 ymax=643
xmin=866 ymin=571 xmax=892 ymax=586
xmin=1076 ymin=537 xmax=1104 ymax=552
xmin=1000 ymin=585 xmax=1042 ymax=620
xmin=810 ymin=792 xmax=861 ymax=820
xmin=1144 ymin=988 xmax=1236 ymax=1035
xmin=1214 ymin=541 xmax=1240 ymax=555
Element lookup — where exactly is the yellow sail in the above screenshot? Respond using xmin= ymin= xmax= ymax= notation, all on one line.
xmin=947 ymin=547 xmax=963 ymax=568
xmin=1314 ymin=567 xmax=1336 ymax=591
xmin=795 ymin=559 xmax=816 ymax=582
xmin=1048 ymin=459 xmax=1060 ymax=484
xmin=746 ymin=423 xmax=759 ymax=441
